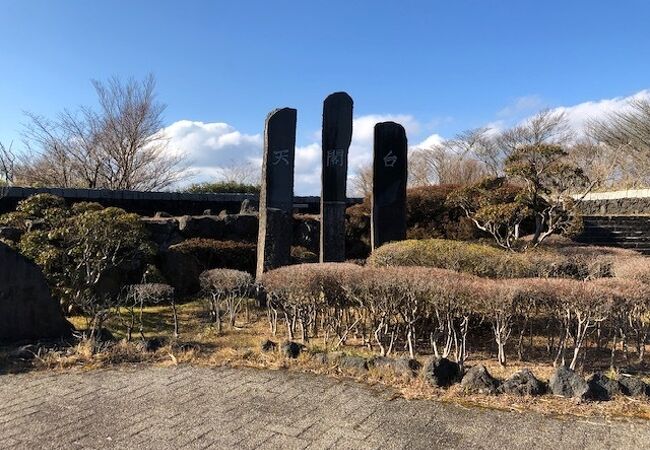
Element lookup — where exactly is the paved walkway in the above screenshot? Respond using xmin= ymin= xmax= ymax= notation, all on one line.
xmin=0 ymin=366 xmax=649 ymax=449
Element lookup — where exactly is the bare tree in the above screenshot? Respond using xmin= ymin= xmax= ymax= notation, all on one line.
xmin=449 ymin=128 xmax=502 ymax=177
xmin=18 ymin=75 xmax=188 ymax=190
xmin=409 ymin=141 xmax=488 ymax=187
xmin=350 ymin=162 xmax=373 ymax=197
xmin=0 ymin=141 xmax=16 ymax=198
xmin=566 ymin=139 xmax=620 ymax=189
xmin=217 ymin=160 xmax=260 ymax=186
xmin=587 ymin=98 xmax=650 ymax=188
xmin=407 ymin=149 xmax=434 ymax=187
xmin=498 ymin=109 xmax=573 ymax=154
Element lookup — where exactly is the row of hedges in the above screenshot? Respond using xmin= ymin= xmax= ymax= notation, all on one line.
xmin=367 ymin=238 xmax=635 ymax=280
xmin=259 ymin=264 xmax=650 ymax=369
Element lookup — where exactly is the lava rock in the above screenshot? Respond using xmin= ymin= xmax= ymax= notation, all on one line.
xmin=461 ymin=365 xmax=501 ymax=394
xmin=619 ymin=375 xmax=650 ymax=397
xmin=281 ymin=341 xmax=302 ymax=359
xmin=498 ymin=369 xmax=546 ymax=396
xmin=0 ymin=242 xmax=73 ymax=342
xmin=549 ymin=366 xmax=589 ymax=399
xmin=221 ymin=214 xmax=258 ymax=241
xmin=0 ymin=226 xmax=22 ymax=243
xmin=586 ymin=373 xmax=619 ymax=400
xmin=261 ymin=339 xmax=278 ymax=352
xmin=141 ymin=217 xmax=182 ymax=250
xmin=9 ymin=344 xmax=39 ymax=360
xmin=337 ymin=355 xmax=369 ymax=372
xmin=178 ymin=216 xmax=225 ymax=239
xmin=371 ymin=356 xmax=421 ymax=377
xmin=424 ymin=357 xmax=461 ymax=388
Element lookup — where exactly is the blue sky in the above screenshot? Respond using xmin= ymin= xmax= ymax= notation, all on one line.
xmin=1 ymin=1 xmax=649 ymax=193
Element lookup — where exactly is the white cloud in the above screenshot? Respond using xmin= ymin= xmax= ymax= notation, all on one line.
xmin=550 ymin=90 xmax=650 ymax=136
xmin=412 ymin=133 xmax=444 ymax=150
xmin=491 ymin=90 xmax=650 ymax=137
xmin=162 ymin=119 xmax=263 ymax=184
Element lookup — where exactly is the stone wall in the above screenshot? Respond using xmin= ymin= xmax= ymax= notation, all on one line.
xmin=0 ymin=186 xmax=362 ymax=216
xmin=579 ymin=198 xmax=650 ymax=216
xmin=576 ymin=216 xmax=650 ymax=255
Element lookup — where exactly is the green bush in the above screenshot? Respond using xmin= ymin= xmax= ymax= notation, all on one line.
xmin=171 ymin=238 xmax=256 ymax=274
xmin=368 ymin=239 xmax=535 ymax=278
xmin=185 ymin=181 xmax=260 ymax=194
xmin=367 ymin=238 xmax=612 ymax=280
xmin=15 ymin=193 xmax=66 ymax=217
xmin=406 ymin=184 xmax=482 ymax=240
xmin=9 ymin=197 xmax=154 ymax=323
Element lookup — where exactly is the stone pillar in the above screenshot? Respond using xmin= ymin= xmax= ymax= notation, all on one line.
xmin=371 ymin=121 xmax=408 ymax=251
xmin=256 ymin=108 xmax=297 ymax=278
xmin=320 ymin=92 xmax=353 ymax=262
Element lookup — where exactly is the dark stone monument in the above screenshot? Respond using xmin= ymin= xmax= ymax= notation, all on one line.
xmin=0 ymin=242 xmax=72 ymax=342
xmin=320 ymin=92 xmax=353 ymax=262
xmin=256 ymin=108 xmax=297 ymax=278
xmin=371 ymin=121 xmax=407 ymax=251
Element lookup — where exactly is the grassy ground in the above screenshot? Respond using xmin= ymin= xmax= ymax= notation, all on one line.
xmin=1 ymin=299 xmax=649 ymax=422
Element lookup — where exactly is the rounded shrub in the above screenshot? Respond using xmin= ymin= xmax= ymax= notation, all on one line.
xmin=368 ymin=239 xmax=536 ymax=278
xmin=171 ymin=238 xmax=256 ymax=273
xmin=368 ymin=239 xmax=617 ymax=280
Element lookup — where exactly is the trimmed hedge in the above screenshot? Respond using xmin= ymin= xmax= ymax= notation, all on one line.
xmin=171 ymin=238 xmax=256 ymax=271
xmin=367 ymin=238 xmax=613 ymax=280
xmin=259 ymin=263 xmax=650 ymax=368
xmin=160 ymin=239 xmax=256 ymax=296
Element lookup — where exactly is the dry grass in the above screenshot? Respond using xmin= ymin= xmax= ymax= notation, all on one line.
xmin=1 ymin=300 xmax=649 ymax=422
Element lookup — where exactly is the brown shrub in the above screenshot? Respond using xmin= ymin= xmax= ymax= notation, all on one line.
xmin=200 ymin=269 xmax=254 ymax=329
xmin=260 ymin=263 xmax=362 ymax=341
xmin=611 ymin=256 xmax=650 ymax=285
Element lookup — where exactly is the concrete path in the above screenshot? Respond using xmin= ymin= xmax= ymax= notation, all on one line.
xmin=0 ymin=366 xmax=648 ymax=449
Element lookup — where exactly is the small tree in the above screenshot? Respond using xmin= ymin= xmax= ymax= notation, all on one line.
xmin=479 ymin=279 xmax=518 ymax=366
xmin=505 ymin=144 xmax=593 ymax=247
xmin=200 ymin=269 xmax=253 ymax=331
xmin=450 ymin=144 xmax=594 ymax=250
xmin=447 ymin=177 xmax=530 ymax=250
xmin=9 ymin=198 xmax=153 ymax=337
xmin=119 ymin=283 xmax=174 ymax=341
xmin=549 ymin=280 xmax=612 ymax=370
xmin=61 ymin=208 xmax=152 ymax=337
